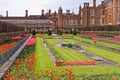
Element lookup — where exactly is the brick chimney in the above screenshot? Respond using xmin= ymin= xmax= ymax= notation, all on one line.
xmin=49 ymin=9 xmax=51 ymax=15
xmin=66 ymin=10 xmax=70 ymax=15
xmin=42 ymin=10 xmax=44 ymax=16
xmin=6 ymin=11 xmax=8 ymax=17
xmin=102 ymin=1 xmax=104 ymax=4
xmin=86 ymin=3 xmax=89 ymax=7
xmin=84 ymin=3 xmax=88 ymax=8
xmin=93 ymin=0 xmax=96 ymax=7
xmin=25 ymin=10 xmax=28 ymax=17
xmin=84 ymin=3 xmax=86 ymax=8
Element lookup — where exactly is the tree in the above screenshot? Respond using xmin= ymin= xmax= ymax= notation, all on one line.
xmin=59 ymin=30 xmax=62 ymax=35
xmin=32 ymin=30 xmax=36 ymax=35
xmin=70 ymin=29 xmax=73 ymax=34
xmin=73 ymin=29 xmax=77 ymax=35
xmin=48 ymin=29 xmax=52 ymax=35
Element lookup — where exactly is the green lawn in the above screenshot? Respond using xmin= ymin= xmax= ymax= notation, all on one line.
xmin=75 ymin=36 xmax=120 ymax=48
xmin=86 ymin=46 xmax=120 ymax=64
xmin=34 ymin=36 xmax=120 ymax=79
xmin=71 ymin=66 xmax=120 ymax=78
xmin=46 ymin=39 xmax=91 ymax=62
xmin=64 ymin=39 xmax=120 ymax=64
xmin=35 ymin=37 xmax=54 ymax=71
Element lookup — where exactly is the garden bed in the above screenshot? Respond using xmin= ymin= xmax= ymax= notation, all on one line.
xmin=1 ymin=34 xmax=120 ymax=79
xmin=2 ymin=45 xmax=35 ymax=80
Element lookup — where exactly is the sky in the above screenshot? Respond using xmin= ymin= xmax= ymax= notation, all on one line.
xmin=0 ymin=0 xmax=103 ymax=16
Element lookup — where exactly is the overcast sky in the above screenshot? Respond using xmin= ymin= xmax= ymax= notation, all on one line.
xmin=0 ymin=0 xmax=103 ymax=16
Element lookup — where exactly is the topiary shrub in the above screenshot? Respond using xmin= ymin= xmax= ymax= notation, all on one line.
xmin=59 ymin=31 xmax=62 ymax=35
xmin=73 ymin=29 xmax=77 ymax=35
xmin=70 ymin=29 xmax=73 ymax=34
xmin=67 ymin=43 xmax=73 ymax=48
xmin=48 ymin=29 xmax=52 ymax=35
xmin=32 ymin=30 xmax=36 ymax=35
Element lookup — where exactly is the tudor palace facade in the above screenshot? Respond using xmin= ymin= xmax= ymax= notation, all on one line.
xmin=0 ymin=0 xmax=120 ymax=32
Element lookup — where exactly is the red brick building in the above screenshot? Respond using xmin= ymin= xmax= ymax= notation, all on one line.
xmin=0 ymin=0 xmax=116 ymax=32
xmin=104 ymin=0 xmax=120 ymax=25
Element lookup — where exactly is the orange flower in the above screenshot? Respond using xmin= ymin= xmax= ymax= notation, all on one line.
xmin=5 ymin=77 xmax=15 ymax=80
xmin=19 ymin=60 xmax=23 ymax=65
xmin=52 ymin=77 xmax=58 ymax=80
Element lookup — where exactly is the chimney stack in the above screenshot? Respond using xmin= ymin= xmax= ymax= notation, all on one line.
xmin=6 ymin=11 xmax=8 ymax=17
xmin=93 ymin=0 xmax=96 ymax=7
xmin=84 ymin=3 xmax=86 ymax=8
xmin=54 ymin=11 xmax=56 ymax=15
xmin=79 ymin=5 xmax=82 ymax=10
xmin=84 ymin=3 xmax=88 ymax=8
xmin=49 ymin=9 xmax=51 ymax=15
xmin=25 ymin=10 xmax=28 ymax=17
xmin=87 ymin=3 xmax=89 ymax=7
xmin=102 ymin=1 xmax=104 ymax=4
xmin=66 ymin=10 xmax=70 ymax=15
xmin=42 ymin=10 xmax=44 ymax=16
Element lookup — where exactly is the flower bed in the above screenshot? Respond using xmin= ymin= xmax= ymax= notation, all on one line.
xmin=22 ymin=34 xmax=28 ymax=37
xmin=3 ymin=45 xmax=35 ymax=80
xmin=25 ymin=37 xmax=36 ymax=46
xmin=35 ymin=68 xmax=74 ymax=80
xmin=85 ymin=33 xmax=97 ymax=37
xmin=0 ymin=36 xmax=30 ymax=65
xmin=93 ymin=38 xmax=120 ymax=44
xmin=113 ymin=35 xmax=120 ymax=39
xmin=4 ymin=53 xmax=35 ymax=80
xmin=64 ymin=60 xmax=97 ymax=66
xmin=0 ymin=42 xmax=17 ymax=55
xmin=11 ymin=36 xmax=23 ymax=40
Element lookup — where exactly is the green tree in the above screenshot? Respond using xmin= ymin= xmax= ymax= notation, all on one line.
xmin=32 ymin=30 xmax=36 ymax=35
xmin=48 ymin=29 xmax=52 ymax=35
xmin=70 ymin=29 xmax=73 ymax=34
xmin=73 ymin=29 xmax=77 ymax=35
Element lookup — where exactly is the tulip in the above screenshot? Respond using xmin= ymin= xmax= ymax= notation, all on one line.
xmin=111 ymin=77 xmax=116 ymax=80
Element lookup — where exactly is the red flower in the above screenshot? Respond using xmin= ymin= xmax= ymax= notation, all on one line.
xmin=5 ymin=77 xmax=15 ymax=80
xmin=52 ymin=77 xmax=58 ymax=80
xmin=19 ymin=60 xmax=23 ymax=64
xmin=16 ymin=61 xmax=19 ymax=65
xmin=112 ymin=77 xmax=116 ymax=80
